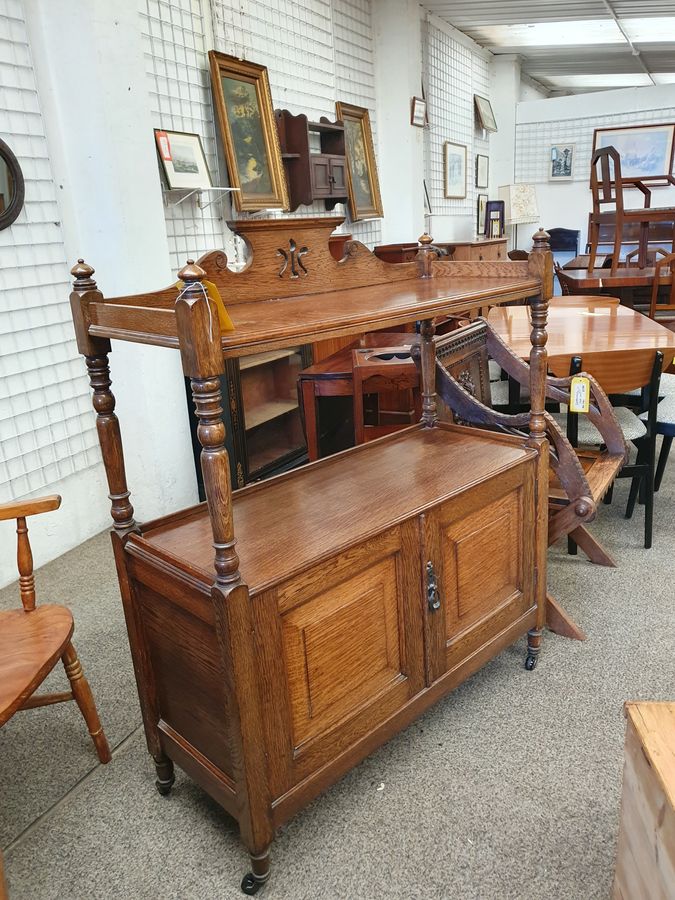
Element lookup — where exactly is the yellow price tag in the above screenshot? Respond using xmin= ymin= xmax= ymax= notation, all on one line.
xmin=569 ymin=375 xmax=590 ymax=413
xmin=174 ymin=278 xmax=235 ymax=332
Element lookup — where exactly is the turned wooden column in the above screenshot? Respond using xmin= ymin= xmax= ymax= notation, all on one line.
xmin=174 ymin=260 xmax=274 ymax=881
xmin=419 ymin=318 xmax=438 ymax=426
xmin=174 ymin=260 xmax=239 ymax=586
xmin=525 ymin=229 xmax=553 ymax=667
xmin=70 ymin=260 xmax=136 ymax=536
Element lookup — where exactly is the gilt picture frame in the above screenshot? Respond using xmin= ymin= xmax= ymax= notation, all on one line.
xmin=592 ymin=123 xmax=675 ymax=184
xmin=208 ymin=50 xmax=288 ymax=212
xmin=474 ymin=95 xmax=497 ymax=133
xmin=336 ymin=101 xmax=383 ymax=220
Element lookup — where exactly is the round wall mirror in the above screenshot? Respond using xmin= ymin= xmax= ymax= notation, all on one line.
xmin=0 ymin=138 xmax=25 ymax=230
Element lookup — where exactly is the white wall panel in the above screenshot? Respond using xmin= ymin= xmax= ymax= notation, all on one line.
xmin=0 ymin=0 xmax=100 ymax=505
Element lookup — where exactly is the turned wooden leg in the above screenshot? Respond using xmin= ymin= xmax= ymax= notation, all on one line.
xmin=153 ymin=753 xmax=175 ymax=796
xmin=62 ymin=642 xmax=111 ymax=764
xmin=241 ymin=848 xmax=271 ymax=895
xmin=525 ymin=628 xmax=542 ymax=670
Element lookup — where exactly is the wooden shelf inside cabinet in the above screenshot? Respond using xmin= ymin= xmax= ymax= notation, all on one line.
xmin=245 ymin=399 xmax=298 ymax=430
xmin=275 ymin=109 xmax=348 ymax=212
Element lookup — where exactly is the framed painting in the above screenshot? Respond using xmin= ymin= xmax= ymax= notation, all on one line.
xmin=411 ymin=96 xmax=427 ymax=128
xmin=154 ymin=129 xmax=212 ymax=191
xmin=474 ymin=95 xmax=497 ymax=133
xmin=592 ymin=123 xmax=675 ymax=183
xmin=475 ymin=154 xmax=489 ymax=189
xmin=208 ymin=51 xmax=288 ymax=211
xmin=443 ymin=141 xmax=466 ymax=199
xmin=476 ymin=193 xmax=488 ymax=234
xmin=335 ymin=101 xmax=383 ymax=220
xmin=549 ymin=144 xmax=574 ymax=180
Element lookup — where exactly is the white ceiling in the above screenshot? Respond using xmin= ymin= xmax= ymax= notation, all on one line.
xmin=421 ymin=0 xmax=675 ymax=94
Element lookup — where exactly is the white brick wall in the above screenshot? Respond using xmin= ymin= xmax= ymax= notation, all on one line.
xmin=0 ymin=0 xmax=100 ymax=503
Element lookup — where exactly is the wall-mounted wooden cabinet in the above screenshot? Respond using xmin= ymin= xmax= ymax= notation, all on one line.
xmin=276 ymin=109 xmax=348 ymax=212
xmin=187 ymin=344 xmax=313 ymax=493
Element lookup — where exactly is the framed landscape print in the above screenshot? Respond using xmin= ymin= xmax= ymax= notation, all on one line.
xmin=208 ymin=51 xmax=288 ymax=211
xmin=154 ymin=129 xmax=212 ymax=190
xmin=335 ymin=101 xmax=383 ymax=220
xmin=475 ymin=154 xmax=489 ymax=188
xmin=474 ymin=95 xmax=497 ymax=133
xmin=593 ymin=123 xmax=675 ymax=183
xmin=550 ymin=144 xmax=574 ymax=180
xmin=443 ymin=141 xmax=466 ymax=199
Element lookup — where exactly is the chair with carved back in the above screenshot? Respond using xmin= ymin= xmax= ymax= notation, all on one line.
xmin=0 ymin=495 xmax=111 ymax=764
xmin=588 ymin=146 xmax=675 ymax=274
xmin=351 ymin=345 xmax=421 ymax=444
xmin=412 ymin=319 xmax=627 ymax=570
xmin=648 ymin=251 xmax=675 ymax=323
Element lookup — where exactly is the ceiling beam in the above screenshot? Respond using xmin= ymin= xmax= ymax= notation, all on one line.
xmin=601 ymin=0 xmax=656 ymax=84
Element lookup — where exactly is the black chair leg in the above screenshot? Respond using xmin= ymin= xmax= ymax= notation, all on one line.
xmin=655 ymin=435 xmax=673 ymax=492
xmin=626 ymin=473 xmax=641 ymax=520
xmin=567 ymin=535 xmax=578 ymax=556
xmin=603 ymin=482 xmax=614 ymax=505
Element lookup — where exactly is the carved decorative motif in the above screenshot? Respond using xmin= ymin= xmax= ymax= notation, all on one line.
xmin=457 ymin=369 xmax=475 ymax=396
xmin=277 ymin=239 xmax=309 ymax=279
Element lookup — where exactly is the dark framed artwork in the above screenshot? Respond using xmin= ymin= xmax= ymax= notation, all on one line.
xmin=154 ymin=129 xmax=212 ymax=190
xmin=411 ymin=96 xmax=427 ymax=128
xmin=476 ymin=193 xmax=488 ymax=234
xmin=0 ymin=138 xmax=25 ymax=230
xmin=335 ymin=101 xmax=383 ymax=220
xmin=550 ymin=144 xmax=575 ymax=180
xmin=208 ymin=51 xmax=288 ymax=211
xmin=484 ymin=199 xmax=505 ymax=237
xmin=474 ymin=95 xmax=497 ymax=133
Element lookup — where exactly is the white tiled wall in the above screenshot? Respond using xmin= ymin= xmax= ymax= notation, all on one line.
xmin=0 ymin=0 xmax=99 ymax=503
xmin=140 ymin=0 xmax=383 ymax=262
xmin=423 ymin=17 xmax=490 ymax=221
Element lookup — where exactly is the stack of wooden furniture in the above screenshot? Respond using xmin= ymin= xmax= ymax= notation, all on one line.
xmin=374 ymin=236 xmax=507 ymax=264
xmin=70 ymin=219 xmax=559 ymax=893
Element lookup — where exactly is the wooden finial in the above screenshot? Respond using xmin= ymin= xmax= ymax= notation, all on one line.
xmin=532 ymin=229 xmax=550 ymax=252
xmin=71 ymin=258 xmax=97 ymax=291
xmin=416 ymin=233 xmax=437 ymax=279
xmin=178 ymin=259 xmax=206 ymax=283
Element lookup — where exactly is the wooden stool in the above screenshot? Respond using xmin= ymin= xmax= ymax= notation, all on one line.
xmin=352 ymin=346 xmax=421 ymax=444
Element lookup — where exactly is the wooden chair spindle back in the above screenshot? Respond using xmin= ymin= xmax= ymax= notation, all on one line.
xmin=0 ymin=494 xmax=61 ymax=611
xmin=591 ymin=147 xmax=622 ymax=213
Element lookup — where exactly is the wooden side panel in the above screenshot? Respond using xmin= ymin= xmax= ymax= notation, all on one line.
xmin=613 ymin=710 xmax=675 ymax=899
xmin=253 ymin=523 xmax=425 ymax=796
xmin=126 ymin=558 xmax=234 ymax=779
xmin=424 ymin=460 xmax=535 ymax=682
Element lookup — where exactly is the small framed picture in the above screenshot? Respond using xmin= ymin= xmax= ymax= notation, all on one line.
xmin=475 ymin=154 xmax=489 ymax=188
xmin=411 ymin=97 xmax=427 ymax=128
xmin=484 ymin=200 xmax=505 ymax=237
xmin=474 ymin=95 xmax=497 ymax=133
xmin=550 ymin=144 xmax=575 ymax=180
xmin=476 ymin=193 xmax=488 ymax=234
xmin=154 ymin=129 xmax=212 ymax=191
xmin=443 ymin=141 xmax=467 ymax=199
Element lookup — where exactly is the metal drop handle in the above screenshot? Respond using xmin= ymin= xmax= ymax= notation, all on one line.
xmin=426 ymin=561 xmax=441 ymax=611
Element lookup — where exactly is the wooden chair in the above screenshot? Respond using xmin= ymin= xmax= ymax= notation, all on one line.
xmin=547 ymin=227 xmax=579 ymax=255
xmin=412 ymin=320 xmax=627 ymax=573
xmin=647 ymin=373 xmax=675 ymax=493
xmin=588 ymin=146 xmax=675 ymax=275
xmin=553 ymin=350 xmax=663 ymax=550
xmin=0 ymin=495 xmax=111 ymax=763
xmin=352 ymin=345 xmax=420 ymax=444
xmin=648 ymin=251 xmax=675 ymax=322
xmin=507 ymin=249 xmax=529 ymax=261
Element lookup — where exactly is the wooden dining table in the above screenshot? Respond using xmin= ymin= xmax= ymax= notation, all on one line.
xmin=488 ymin=297 xmax=675 ymax=376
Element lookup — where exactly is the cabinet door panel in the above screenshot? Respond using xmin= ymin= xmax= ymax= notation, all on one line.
xmin=329 ymin=159 xmax=346 ymax=194
xmin=310 ymin=158 xmax=331 ymax=196
xmin=253 ymin=523 xmax=425 ymax=793
xmin=423 ymin=460 xmax=535 ymax=683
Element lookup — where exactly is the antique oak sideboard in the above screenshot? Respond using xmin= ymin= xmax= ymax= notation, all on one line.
xmin=69 ymin=218 xmax=553 ymax=893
